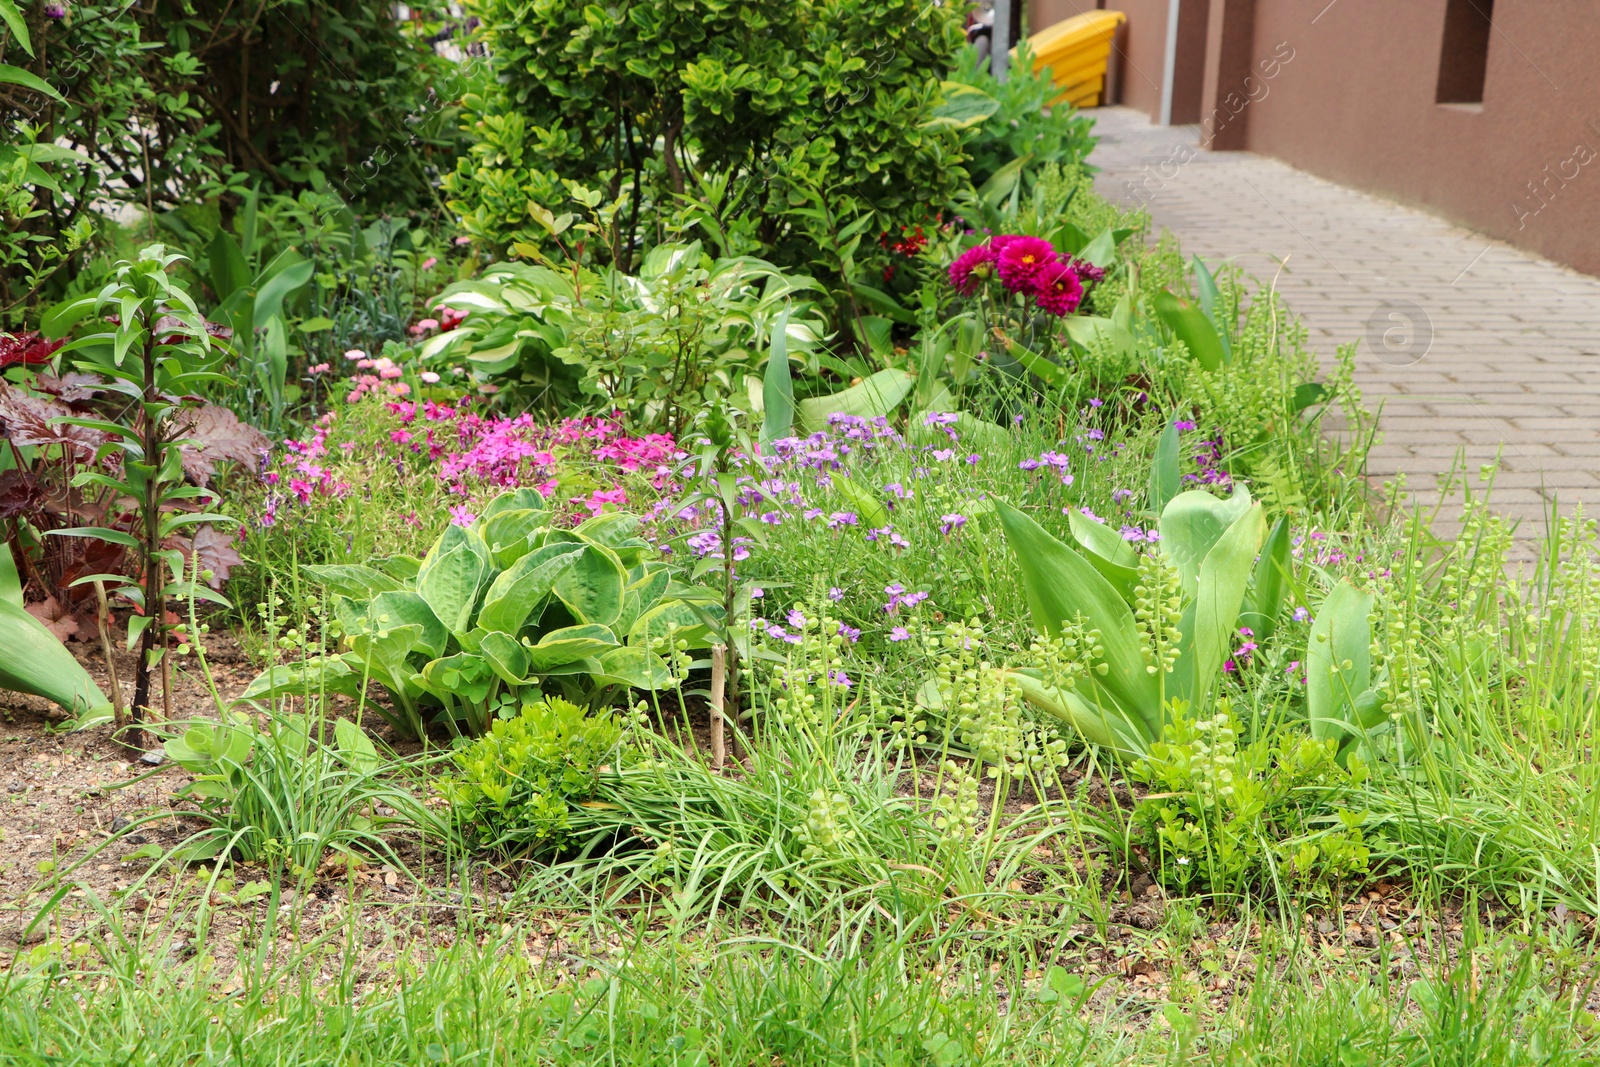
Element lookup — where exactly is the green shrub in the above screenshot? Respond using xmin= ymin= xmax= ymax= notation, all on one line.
xmin=0 ymin=1 xmax=467 ymax=324
xmin=442 ymin=696 xmax=627 ymax=853
xmin=444 ymin=0 xmax=969 ymax=285
xmin=1129 ymin=703 xmax=1371 ymax=896
xmin=424 ymin=243 xmax=825 ymax=430
xmin=947 ymin=42 xmax=1098 ymax=189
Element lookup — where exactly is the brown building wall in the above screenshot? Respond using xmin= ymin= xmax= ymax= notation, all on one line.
xmin=1241 ymin=0 xmax=1600 ymax=275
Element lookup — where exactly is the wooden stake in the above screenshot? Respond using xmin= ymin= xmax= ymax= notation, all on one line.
xmin=709 ymin=645 xmax=727 ymax=770
xmin=92 ymin=580 xmax=125 ymax=729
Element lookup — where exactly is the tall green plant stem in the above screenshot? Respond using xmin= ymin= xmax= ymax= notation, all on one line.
xmin=129 ymin=321 xmax=164 ymax=743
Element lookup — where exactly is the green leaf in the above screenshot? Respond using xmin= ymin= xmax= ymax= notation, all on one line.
xmin=208 ymin=231 xmax=251 ymax=302
xmin=830 ymin=471 xmax=890 ymax=531
xmin=1154 ymin=290 xmax=1226 ymax=372
xmin=592 ymin=646 xmax=673 ymax=690
xmin=925 ymin=80 xmax=1000 ymax=129
xmin=850 ymin=283 xmax=916 ymax=325
xmin=797 ymin=368 xmax=915 ymax=430
xmin=1149 ymin=420 xmax=1181 ymax=516
xmin=1077 ymin=227 xmax=1118 ymax=269
xmin=1292 ymin=381 xmax=1327 ymax=414
xmin=237 ymin=658 xmax=360 ymax=704
xmin=1307 ymin=581 xmax=1374 ymax=747
xmin=0 ymin=0 xmax=32 ymax=55
xmin=526 ymin=624 xmax=619 ymax=671
xmin=362 ymin=591 xmax=447 ymax=658
xmin=477 ymin=544 xmax=584 ymax=635
xmin=301 ymin=564 xmax=402 ymax=600
xmin=333 ymin=719 xmax=380 ymax=775
xmin=761 ymin=307 xmax=795 ymax=445
xmin=1176 ymin=504 xmax=1265 ymax=712
xmin=552 ymin=544 xmax=627 ymax=627
xmin=0 ymin=63 xmax=62 ymax=103
xmin=1067 ymin=510 xmax=1139 ymax=602
xmin=0 ymin=599 xmax=109 ymax=718
xmin=1158 ymin=486 xmax=1254 ymax=599
xmin=478 ymin=508 xmax=551 ymax=569
xmin=994 ymin=500 xmax=1157 ymax=739
xmin=1003 ymin=336 xmax=1065 ymax=385
xmin=415 ymin=526 xmax=491 ymax=635
xmin=1191 ymin=255 xmax=1231 ymax=363
xmin=0 ymin=545 xmax=21 ymax=608
xmin=1239 ymin=517 xmax=1292 ymax=644
xmin=478 ymin=629 xmax=531 ymax=686
xmin=253 ymin=254 xmax=313 ymax=323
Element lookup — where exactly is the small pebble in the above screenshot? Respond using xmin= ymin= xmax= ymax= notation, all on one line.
xmin=139 ymin=750 xmax=164 ymax=766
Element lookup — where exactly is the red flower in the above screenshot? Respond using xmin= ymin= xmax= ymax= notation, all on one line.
xmin=947 ymin=242 xmax=999 ymax=295
xmin=0 ymin=331 xmax=64 ymax=369
xmin=995 ymin=236 xmax=1058 ymax=295
xmin=1033 ymin=262 xmax=1084 ymax=317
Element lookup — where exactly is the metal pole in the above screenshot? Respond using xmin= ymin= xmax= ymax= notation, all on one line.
xmin=1159 ymin=0 xmax=1181 ymax=125
xmin=991 ymin=0 xmax=1011 ymax=82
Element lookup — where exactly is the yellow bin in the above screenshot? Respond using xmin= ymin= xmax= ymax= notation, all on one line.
xmin=1015 ymin=10 xmax=1127 ymax=108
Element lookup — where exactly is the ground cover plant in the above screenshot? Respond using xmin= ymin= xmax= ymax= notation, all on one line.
xmin=3 ymin=5 xmax=1600 ymax=1063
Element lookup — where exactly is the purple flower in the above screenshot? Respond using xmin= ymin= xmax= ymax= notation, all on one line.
xmin=885 ymin=582 xmax=905 ymax=597
xmin=1112 ymin=488 xmax=1135 ymax=504
xmin=902 ymin=590 xmax=929 ymax=608
xmin=940 ymin=513 xmax=967 ymax=535
xmin=449 ymin=505 xmax=476 ymax=526
xmin=1293 ymin=606 xmax=1310 ymax=623
xmin=837 ymin=621 xmax=861 ymax=643
xmin=888 ymin=532 xmax=910 ymax=549
xmin=827 ymin=511 xmax=859 ymax=529
xmin=828 ymin=586 xmax=845 ymax=602
xmin=1088 ymin=397 xmax=1104 ymax=408
xmin=1174 ymin=420 xmax=1197 ymax=432
xmin=787 ymin=609 xmax=808 ymax=629
xmin=889 ymin=626 xmax=911 ymax=642
xmin=931 ymin=448 xmax=956 ymax=463
xmin=966 ymin=453 xmax=982 ymax=465
xmin=43 ymin=1 xmax=67 ymax=17
xmin=803 ymin=508 xmax=824 ymax=521
xmin=751 ymin=587 xmax=765 ymax=599
xmin=829 ymin=670 xmax=853 ymax=689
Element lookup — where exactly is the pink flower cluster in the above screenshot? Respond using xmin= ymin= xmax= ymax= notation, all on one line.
xmin=947 ymin=235 xmax=1103 ymax=317
xmin=254 ymin=398 xmax=683 ymax=531
xmin=341 ymin=350 xmax=412 ymax=402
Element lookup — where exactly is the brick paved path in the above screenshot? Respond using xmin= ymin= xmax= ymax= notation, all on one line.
xmin=1090 ymin=107 xmax=1600 ymax=551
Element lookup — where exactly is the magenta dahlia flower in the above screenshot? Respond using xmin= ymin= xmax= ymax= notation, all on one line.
xmin=947 ymin=242 xmax=999 ymax=295
xmin=996 ymin=236 xmax=1057 ymax=294
xmin=1033 ymin=261 xmax=1085 ymax=317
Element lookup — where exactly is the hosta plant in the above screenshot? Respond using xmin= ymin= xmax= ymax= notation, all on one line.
xmin=420 ymin=242 xmax=826 ymax=433
xmin=242 ymin=489 xmax=720 ymax=739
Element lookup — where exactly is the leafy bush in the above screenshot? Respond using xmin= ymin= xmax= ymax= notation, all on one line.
xmin=242 ymin=488 xmax=718 ymax=739
xmin=424 ymin=243 xmax=825 ymax=430
xmin=0 ymin=1 xmax=469 ymax=324
xmin=442 ymin=696 xmax=627 ymax=853
xmin=1129 ymin=702 xmax=1370 ymax=895
xmin=946 ymin=42 xmax=1098 ymax=188
xmin=444 ymin=0 xmax=969 ymax=287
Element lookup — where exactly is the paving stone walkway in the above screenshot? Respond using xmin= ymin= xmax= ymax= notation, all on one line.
xmin=1089 ymin=106 xmax=1600 ymax=551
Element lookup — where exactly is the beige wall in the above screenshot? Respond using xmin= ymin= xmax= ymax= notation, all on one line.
xmin=1242 ymin=0 xmax=1600 ymax=275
